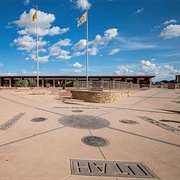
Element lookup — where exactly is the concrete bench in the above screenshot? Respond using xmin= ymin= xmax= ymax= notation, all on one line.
xmin=59 ymin=90 xmax=72 ymax=99
xmin=31 ymin=88 xmax=46 ymax=95
xmin=50 ymin=87 xmax=61 ymax=95
xmin=17 ymin=87 xmax=30 ymax=91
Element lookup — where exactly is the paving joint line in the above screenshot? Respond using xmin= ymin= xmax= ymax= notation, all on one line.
xmin=107 ymin=126 xmax=180 ymax=148
xmin=88 ymin=129 xmax=107 ymax=161
xmin=0 ymin=126 xmax=65 ymax=148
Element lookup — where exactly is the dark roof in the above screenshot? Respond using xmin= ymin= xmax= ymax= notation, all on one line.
xmin=0 ymin=75 xmax=156 ymax=78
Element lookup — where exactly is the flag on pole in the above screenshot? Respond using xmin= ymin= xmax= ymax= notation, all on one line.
xmin=32 ymin=11 xmax=37 ymax=21
xmin=77 ymin=12 xmax=87 ymax=27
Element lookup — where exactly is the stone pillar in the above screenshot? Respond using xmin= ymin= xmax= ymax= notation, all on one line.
xmin=9 ymin=78 xmax=12 ymax=87
xmin=53 ymin=77 xmax=55 ymax=87
xmin=42 ymin=77 xmax=44 ymax=87
xmin=112 ymin=78 xmax=115 ymax=89
xmin=100 ymin=78 xmax=103 ymax=88
xmin=149 ymin=77 xmax=152 ymax=88
xmin=123 ymin=77 xmax=127 ymax=82
xmin=136 ymin=77 xmax=139 ymax=84
xmin=88 ymin=78 xmax=92 ymax=87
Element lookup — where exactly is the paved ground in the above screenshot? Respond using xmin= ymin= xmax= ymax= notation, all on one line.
xmin=0 ymin=88 xmax=179 ymax=180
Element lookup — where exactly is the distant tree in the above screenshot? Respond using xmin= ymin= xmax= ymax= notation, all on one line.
xmin=64 ymin=81 xmax=73 ymax=87
xmin=15 ymin=79 xmax=28 ymax=87
xmin=72 ymin=78 xmax=78 ymax=87
xmin=169 ymin=80 xmax=175 ymax=83
xmin=28 ymin=79 xmax=37 ymax=87
xmin=161 ymin=80 xmax=168 ymax=84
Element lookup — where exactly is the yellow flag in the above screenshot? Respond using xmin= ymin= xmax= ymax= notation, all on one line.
xmin=32 ymin=11 xmax=37 ymax=21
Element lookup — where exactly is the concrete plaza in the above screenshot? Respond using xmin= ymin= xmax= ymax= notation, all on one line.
xmin=0 ymin=88 xmax=179 ymax=180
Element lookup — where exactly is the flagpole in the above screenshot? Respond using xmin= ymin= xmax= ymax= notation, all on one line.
xmin=36 ymin=6 xmax=39 ymax=87
xmin=86 ymin=8 xmax=88 ymax=88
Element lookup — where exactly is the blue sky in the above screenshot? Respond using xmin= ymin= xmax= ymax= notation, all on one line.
xmin=0 ymin=0 xmax=180 ymax=82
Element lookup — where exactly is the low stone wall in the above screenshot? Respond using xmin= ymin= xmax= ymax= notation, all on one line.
xmin=168 ymin=83 xmax=180 ymax=89
xmin=71 ymin=90 xmax=137 ymax=103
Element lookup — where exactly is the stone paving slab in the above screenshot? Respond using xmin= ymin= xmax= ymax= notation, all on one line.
xmin=0 ymin=88 xmax=180 ymax=180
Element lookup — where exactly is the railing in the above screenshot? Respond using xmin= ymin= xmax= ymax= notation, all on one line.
xmin=74 ymin=81 xmax=139 ymax=90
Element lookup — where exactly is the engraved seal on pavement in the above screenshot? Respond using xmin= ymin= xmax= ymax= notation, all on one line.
xmin=59 ymin=115 xmax=110 ymax=129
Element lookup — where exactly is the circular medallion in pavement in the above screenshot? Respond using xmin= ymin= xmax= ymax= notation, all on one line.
xmin=119 ymin=120 xmax=139 ymax=124
xmin=81 ymin=136 xmax=109 ymax=147
xmin=31 ymin=117 xmax=47 ymax=122
xmin=59 ymin=115 xmax=110 ymax=129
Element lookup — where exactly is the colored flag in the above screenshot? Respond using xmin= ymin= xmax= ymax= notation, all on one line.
xmin=32 ymin=11 xmax=37 ymax=21
xmin=77 ymin=12 xmax=87 ymax=27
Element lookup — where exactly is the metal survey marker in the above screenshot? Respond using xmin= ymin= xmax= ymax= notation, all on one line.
xmin=81 ymin=136 xmax=109 ymax=147
xmin=31 ymin=117 xmax=47 ymax=122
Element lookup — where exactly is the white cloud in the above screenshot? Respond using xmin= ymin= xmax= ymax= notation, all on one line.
xmin=0 ymin=63 xmax=4 ymax=67
xmin=153 ymin=19 xmax=177 ymax=31
xmin=12 ymin=35 xmax=47 ymax=52
xmin=33 ymin=71 xmax=38 ymax=74
xmin=71 ymin=0 xmax=91 ymax=11
xmin=14 ymin=9 xmax=69 ymax=36
xmin=38 ymin=56 xmax=49 ymax=63
xmin=136 ymin=8 xmax=144 ymax=14
xmin=116 ymin=36 xmax=156 ymax=50
xmin=137 ymin=60 xmax=180 ymax=81
xmin=14 ymin=9 xmax=54 ymax=28
xmin=57 ymin=50 xmax=71 ymax=60
xmin=12 ymin=9 xmax=70 ymax=64
xmin=18 ymin=26 xmax=69 ymax=37
xmin=56 ymin=39 xmax=72 ymax=46
xmin=22 ymin=69 xmax=28 ymax=73
xmin=139 ymin=60 xmax=159 ymax=75
xmin=113 ymin=60 xmax=177 ymax=80
xmin=29 ymin=52 xmax=49 ymax=63
xmin=23 ymin=0 xmax=30 ymax=5
xmin=49 ymin=45 xmax=61 ymax=56
xmin=169 ymin=69 xmax=180 ymax=75
xmin=89 ymin=47 xmax=98 ymax=55
xmin=72 ymin=28 xmax=118 ymax=57
xmin=162 ymin=19 xmax=177 ymax=25
xmin=108 ymin=48 xmax=120 ymax=55
xmin=39 ymin=48 xmax=46 ymax=53
xmin=25 ymin=57 xmax=29 ymax=60
xmin=163 ymin=65 xmax=180 ymax=75
xmin=73 ymin=51 xmax=85 ymax=57
xmin=164 ymin=65 xmax=173 ymax=70
xmin=90 ymin=28 xmax=118 ymax=46
xmin=5 ymin=22 xmax=12 ymax=29
xmin=160 ymin=24 xmax=180 ymax=39
xmin=72 ymin=62 xmax=82 ymax=68
xmin=1 ymin=72 xmax=17 ymax=76
xmin=74 ymin=69 xmax=81 ymax=73
xmin=12 ymin=35 xmax=35 ymax=52
xmin=114 ymin=65 xmax=134 ymax=75
xmin=73 ymin=39 xmax=86 ymax=50
xmin=49 ymin=39 xmax=72 ymax=56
